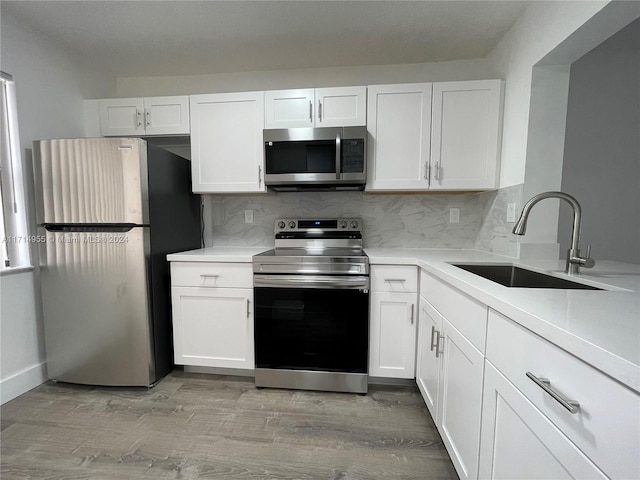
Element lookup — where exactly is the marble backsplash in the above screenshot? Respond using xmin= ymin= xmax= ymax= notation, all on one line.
xmin=202 ymin=185 xmax=523 ymax=254
xmin=475 ymin=183 xmax=523 ymax=258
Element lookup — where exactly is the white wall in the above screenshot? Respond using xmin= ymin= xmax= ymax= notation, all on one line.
xmin=115 ymin=59 xmax=495 ymax=97
xmin=0 ymin=11 xmax=115 ymax=404
xmin=558 ymin=19 xmax=640 ymax=264
xmin=487 ymin=0 xmax=609 ymax=188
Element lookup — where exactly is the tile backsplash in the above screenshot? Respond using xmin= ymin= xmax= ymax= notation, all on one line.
xmin=202 ymin=185 xmax=522 ymax=254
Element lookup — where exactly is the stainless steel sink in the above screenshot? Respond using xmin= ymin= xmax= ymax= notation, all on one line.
xmin=451 ymin=263 xmax=602 ymax=290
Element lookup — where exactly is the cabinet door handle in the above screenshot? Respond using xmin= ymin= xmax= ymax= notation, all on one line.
xmin=136 ymin=110 xmax=143 ymax=127
xmin=526 ymin=372 xmax=580 ymax=414
xmin=258 ymin=165 xmax=263 ymax=187
xmin=430 ymin=326 xmax=438 ymax=351
xmin=383 ymin=278 xmax=406 ymax=283
xmin=309 ymin=101 xmax=313 ymax=123
xmin=318 ymin=101 xmax=323 ymax=122
xmin=246 ymin=299 xmax=251 ymax=318
xmin=436 ymin=332 xmax=443 ymax=358
xmin=145 ymin=110 xmax=151 ymax=126
xmin=410 ymin=304 xmax=415 ymax=324
xmin=424 ymin=162 xmax=429 ymax=180
xmin=434 ymin=161 xmax=441 ymax=181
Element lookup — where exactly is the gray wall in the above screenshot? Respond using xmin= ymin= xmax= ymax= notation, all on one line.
xmin=559 ymin=18 xmax=640 ymax=264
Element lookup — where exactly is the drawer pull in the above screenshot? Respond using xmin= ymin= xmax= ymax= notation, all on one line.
xmin=200 ymin=274 xmax=220 ymax=278
xmin=384 ymin=278 xmax=406 ymax=282
xmin=410 ymin=304 xmax=415 ymax=324
xmin=526 ymin=372 xmax=580 ymax=414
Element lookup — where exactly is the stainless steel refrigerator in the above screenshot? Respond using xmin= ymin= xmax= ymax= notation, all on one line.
xmin=33 ymin=137 xmax=201 ymax=387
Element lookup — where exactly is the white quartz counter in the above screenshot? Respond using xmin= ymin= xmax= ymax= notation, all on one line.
xmin=167 ymin=246 xmax=270 ymax=263
xmin=366 ymin=248 xmax=640 ymax=393
xmin=167 ymin=246 xmax=639 ymax=392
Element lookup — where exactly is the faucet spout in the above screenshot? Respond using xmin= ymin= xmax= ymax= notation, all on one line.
xmin=512 ymin=191 xmax=594 ymax=274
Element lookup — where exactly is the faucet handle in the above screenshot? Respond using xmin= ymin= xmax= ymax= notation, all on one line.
xmin=583 ymin=244 xmax=596 ymax=268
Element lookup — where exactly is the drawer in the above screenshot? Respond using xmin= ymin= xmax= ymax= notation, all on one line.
xmin=371 ymin=265 xmax=418 ymax=292
xmin=170 ymin=262 xmax=253 ymax=288
xmin=420 ymin=270 xmax=487 ymax=352
xmin=486 ymin=309 xmax=640 ymax=480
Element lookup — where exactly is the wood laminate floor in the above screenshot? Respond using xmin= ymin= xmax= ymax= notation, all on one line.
xmin=1 ymin=370 xmax=458 ymax=480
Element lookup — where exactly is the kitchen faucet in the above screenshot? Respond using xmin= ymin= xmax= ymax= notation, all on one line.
xmin=512 ymin=191 xmax=595 ymax=275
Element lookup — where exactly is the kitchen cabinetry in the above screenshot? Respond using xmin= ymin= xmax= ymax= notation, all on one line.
xmin=98 ymin=96 xmax=190 ymax=136
xmin=190 ymin=92 xmax=265 ymax=193
xmin=367 ymin=79 xmax=502 ymax=191
xmin=170 ymin=262 xmax=254 ymax=370
xmin=264 ymin=86 xmax=366 ymax=128
xmin=480 ymin=309 xmax=640 ymax=480
xmin=369 ymin=265 xmax=418 ymax=379
xmin=479 ymin=361 xmax=607 ymax=480
xmin=416 ymin=270 xmax=487 ymax=480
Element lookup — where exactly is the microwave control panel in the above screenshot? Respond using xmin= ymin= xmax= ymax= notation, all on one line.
xmin=341 ymin=139 xmax=365 ymax=173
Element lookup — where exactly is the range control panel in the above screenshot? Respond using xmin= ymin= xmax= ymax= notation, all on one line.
xmin=274 ymin=218 xmax=362 ymax=232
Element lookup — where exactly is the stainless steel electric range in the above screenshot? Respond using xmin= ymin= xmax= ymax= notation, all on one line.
xmin=252 ymin=218 xmax=369 ymax=394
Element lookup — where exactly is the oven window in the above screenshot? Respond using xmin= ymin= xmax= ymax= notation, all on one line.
xmin=254 ymin=287 xmax=369 ymax=373
xmin=265 ymin=141 xmax=336 ymax=174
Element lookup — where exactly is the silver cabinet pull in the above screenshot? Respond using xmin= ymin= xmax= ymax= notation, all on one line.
xmin=258 ymin=165 xmax=263 ymax=187
xmin=145 ymin=110 xmax=151 ymax=126
xmin=309 ymin=101 xmax=313 ymax=123
xmin=383 ymin=278 xmax=406 ymax=282
xmin=436 ymin=333 xmax=443 ymax=358
xmin=246 ymin=299 xmax=251 ymax=318
xmin=318 ymin=101 xmax=323 ymax=122
xmin=430 ymin=326 xmax=438 ymax=351
xmin=410 ymin=304 xmax=415 ymax=324
xmin=136 ymin=110 xmax=143 ymax=127
xmin=526 ymin=372 xmax=580 ymax=414
xmin=434 ymin=161 xmax=441 ymax=181
xmin=424 ymin=162 xmax=429 ymax=180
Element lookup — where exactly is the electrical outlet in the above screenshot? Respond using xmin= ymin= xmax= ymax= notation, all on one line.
xmin=449 ymin=207 xmax=460 ymax=224
xmin=244 ymin=209 xmax=254 ymax=224
xmin=507 ymin=203 xmax=517 ymax=223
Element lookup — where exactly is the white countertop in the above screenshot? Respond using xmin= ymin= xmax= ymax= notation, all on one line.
xmin=167 ymin=246 xmax=640 ymax=392
xmin=366 ymin=248 xmax=640 ymax=393
xmin=167 ymin=246 xmax=271 ymax=262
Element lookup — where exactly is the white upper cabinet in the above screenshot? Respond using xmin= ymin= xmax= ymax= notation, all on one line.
xmin=99 ymin=96 xmax=190 ymax=136
xmin=264 ymin=86 xmax=366 ymax=128
xmin=190 ymin=91 xmax=266 ymax=194
xmin=367 ymin=79 xmax=503 ymax=192
xmin=430 ymin=80 xmax=502 ymax=190
xmin=366 ymin=83 xmax=433 ymax=191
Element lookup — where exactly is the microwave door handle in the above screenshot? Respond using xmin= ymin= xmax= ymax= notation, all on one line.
xmin=335 ymin=131 xmax=341 ymax=180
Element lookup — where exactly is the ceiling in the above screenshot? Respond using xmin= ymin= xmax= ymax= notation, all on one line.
xmin=2 ymin=1 xmax=530 ymax=77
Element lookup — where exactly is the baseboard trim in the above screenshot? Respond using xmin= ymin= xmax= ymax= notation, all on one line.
xmin=1 ymin=362 xmax=47 ymax=405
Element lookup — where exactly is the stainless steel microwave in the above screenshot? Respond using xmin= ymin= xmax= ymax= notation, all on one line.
xmin=263 ymin=126 xmax=367 ymax=191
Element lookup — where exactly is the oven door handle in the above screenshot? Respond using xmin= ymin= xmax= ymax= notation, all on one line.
xmin=253 ymin=274 xmax=369 ymax=290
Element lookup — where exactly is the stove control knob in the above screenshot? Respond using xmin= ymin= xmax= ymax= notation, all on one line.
xmin=277 ymin=221 xmax=286 ymax=229
xmin=350 ymin=220 xmax=359 ymax=229
xmin=339 ymin=220 xmax=347 ymax=229
xmin=288 ymin=221 xmax=296 ymax=229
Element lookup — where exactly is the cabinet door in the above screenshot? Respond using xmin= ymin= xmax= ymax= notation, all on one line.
xmin=366 ymin=83 xmax=432 ymax=191
xmin=315 ymin=86 xmax=366 ymax=127
xmin=478 ymin=361 xmax=607 ymax=480
xmin=190 ymin=92 xmax=265 ymax=193
xmin=430 ymin=80 xmax=502 ymax=190
xmin=438 ymin=318 xmax=484 ymax=480
xmin=143 ymin=96 xmax=190 ymax=135
xmin=264 ymin=89 xmax=315 ymax=128
xmin=369 ymin=291 xmax=417 ymax=378
xmin=171 ymin=287 xmax=254 ymax=369
xmin=99 ymin=98 xmax=145 ymax=136
xmin=416 ymin=296 xmax=442 ymax=421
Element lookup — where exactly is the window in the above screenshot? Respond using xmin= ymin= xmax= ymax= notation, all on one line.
xmin=1 ymin=71 xmax=30 ymax=270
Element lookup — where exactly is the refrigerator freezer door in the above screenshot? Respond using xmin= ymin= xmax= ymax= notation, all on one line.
xmin=33 ymin=138 xmax=149 ymax=225
xmin=39 ymin=226 xmax=155 ymax=386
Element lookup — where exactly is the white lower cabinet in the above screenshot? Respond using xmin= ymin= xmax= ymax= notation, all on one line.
xmin=478 ymin=361 xmax=607 ymax=480
xmin=170 ymin=262 xmax=254 ymax=370
xmin=417 ymin=294 xmax=484 ymax=480
xmin=369 ymin=265 xmax=418 ymax=379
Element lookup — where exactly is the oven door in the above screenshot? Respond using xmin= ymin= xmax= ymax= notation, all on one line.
xmin=254 ymin=275 xmax=369 ymax=374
